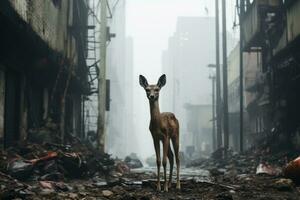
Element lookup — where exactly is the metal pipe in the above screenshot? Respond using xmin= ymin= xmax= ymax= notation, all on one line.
xmin=215 ymin=0 xmax=223 ymax=149
xmin=239 ymin=0 xmax=245 ymax=152
xmin=211 ymin=76 xmax=216 ymax=151
xmin=222 ymin=0 xmax=229 ymax=155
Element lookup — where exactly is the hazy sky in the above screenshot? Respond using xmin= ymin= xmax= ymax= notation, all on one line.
xmin=125 ymin=0 xmax=239 ymax=159
xmin=127 ymin=0 xmax=238 ymax=76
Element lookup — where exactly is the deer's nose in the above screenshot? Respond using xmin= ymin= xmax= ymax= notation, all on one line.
xmin=149 ymin=94 xmax=155 ymax=99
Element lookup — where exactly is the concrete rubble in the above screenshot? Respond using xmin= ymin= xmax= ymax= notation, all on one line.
xmin=0 ymin=136 xmax=300 ymax=199
xmin=0 ymin=126 xmax=299 ymax=199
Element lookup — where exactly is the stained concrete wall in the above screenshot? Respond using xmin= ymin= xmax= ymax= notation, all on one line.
xmin=0 ymin=68 xmax=5 ymax=139
xmin=8 ymin=0 xmax=88 ymax=65
xmin=227 ymin=42 xmax=262 ymax=112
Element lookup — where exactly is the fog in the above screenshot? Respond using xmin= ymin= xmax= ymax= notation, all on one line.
xmin=2 ymin=0 xmax=298 ymax=197
xmin=89 ymin=0 xmax=239 ymax=161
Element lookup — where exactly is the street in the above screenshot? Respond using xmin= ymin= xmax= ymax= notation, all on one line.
xmin=2 ymin=165 xmax=300 ymax=199
xmin=0 ymin=139 xmax=300 ymax=199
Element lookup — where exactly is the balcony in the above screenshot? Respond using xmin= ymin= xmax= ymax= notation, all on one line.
xmin=241 ymin=0 xmax=281 ymax=51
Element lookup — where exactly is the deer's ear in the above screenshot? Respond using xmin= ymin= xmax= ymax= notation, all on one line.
xmin=157 ymin=74 xmax=166 ymax=88
xmin=139 ymin=75 xmax=148 ymax=88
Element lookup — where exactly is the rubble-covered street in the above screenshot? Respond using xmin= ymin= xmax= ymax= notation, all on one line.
xmin=1 ymin=137 xmax=300 ymax=199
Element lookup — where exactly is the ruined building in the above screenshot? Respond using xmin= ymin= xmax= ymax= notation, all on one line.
xmin=240 ymin=0 xmax=300 ymax=149
xmin=0 ymin=1 xmax=89 ymax=147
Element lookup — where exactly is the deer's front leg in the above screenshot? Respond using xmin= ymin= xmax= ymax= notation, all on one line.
xmin=153 ymin=139 xmax=161 ymax=191
xmin=162 ymin=137 xmax=169 ymax=192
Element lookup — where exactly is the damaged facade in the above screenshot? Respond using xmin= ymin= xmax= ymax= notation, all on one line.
xmin=239 ymin=0 xmax=300 ymax=149
xmin=228 ymin=43 xmax=262 ymax=150
xmin=0 ymin=0 xmax=89 ymax=147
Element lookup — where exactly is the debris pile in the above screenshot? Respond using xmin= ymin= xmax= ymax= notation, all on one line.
xmin=0 ymin=137 xmax=115 ymax=183
xmin=186 ymin=145 xmax=300 ymax=176
xmin=124 ymin=153 xmax=143 ymax=169
xmin=186 ymin=150 xmax=258 ymax=175
xmin=0 ymin=171 xmax=34 ymax=199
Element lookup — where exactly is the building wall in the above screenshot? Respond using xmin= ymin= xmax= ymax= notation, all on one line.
xmin=0 ymin=0 xmax=88 ymax=146
xmin=184 ymin=104 xmax=212 ymax=155
xmin=237 ymin=0 xmax=300 ymax=149
xmin=161 ymin=36 xmax=177 ymax=113
xmin=228 ymin=45 xmax=240 ymax=84
xmin=244 ymin=52 xmax=262 ymax=107
xmin=8 ymin=0 xmax=88 ymax=66
xmin=106 ymin=0 xmax=135 ymax=158
xmin=0 ymin=68 xmax=4 ymax=139
xmin=228 ymin=42 xmax=262 ymax=110
xmin=9 ymin=0 xmax=67 ymax=52
xmin=227 ymin=41 xmax=263 ymax=150
xmin=270 ymin=0 xmax=300 ymax=149
xmin=228 ymin=78 xmax=240 ymax=113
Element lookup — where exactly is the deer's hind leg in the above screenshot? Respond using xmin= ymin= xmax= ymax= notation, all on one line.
xmin=162 ymin=137 xmax=170 ymax=192
xmin=167 ymin=144 xmax=174 ymax=188
xmin=171 ymin=135 xmax=181 ymax=190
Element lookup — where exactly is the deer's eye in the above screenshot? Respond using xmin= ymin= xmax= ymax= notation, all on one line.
xmin=146 ymin=89 xmax=150 ymax=93
xmin=155 ymin=89 xmax=159 ymax=92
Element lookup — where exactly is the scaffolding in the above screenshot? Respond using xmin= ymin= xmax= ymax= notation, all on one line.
xmin=84 ymin=0 xmax=118 ymax=140
xmin=85 ymin=0 xmax=100 ymax=136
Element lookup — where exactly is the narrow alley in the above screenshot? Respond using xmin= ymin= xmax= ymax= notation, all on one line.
xmin=1 ymin=0 xmax=300 ymax=199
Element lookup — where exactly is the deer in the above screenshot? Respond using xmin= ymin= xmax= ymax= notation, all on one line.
xmin=139 ymin=74 xmax=180 ymax=192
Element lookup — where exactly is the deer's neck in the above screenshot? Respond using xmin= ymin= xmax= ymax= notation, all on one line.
xmin=149 ymin=100 xmax=161 ymax=123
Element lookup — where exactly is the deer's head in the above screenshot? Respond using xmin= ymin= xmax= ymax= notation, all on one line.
xmin=139 ymin=74 xmax=166 ymax=102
